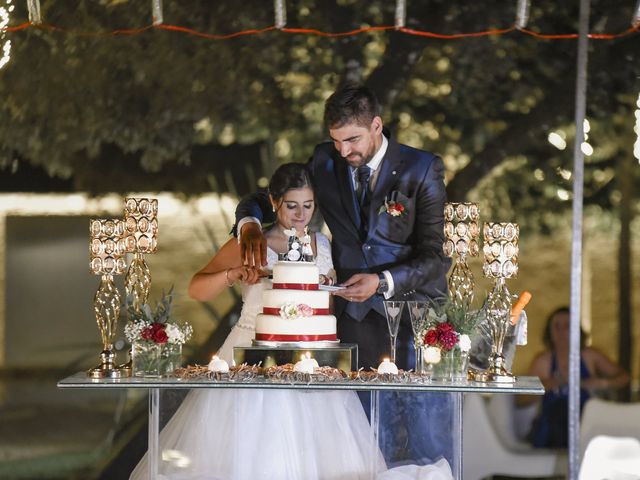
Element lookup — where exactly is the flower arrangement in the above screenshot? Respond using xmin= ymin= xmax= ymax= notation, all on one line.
xmin=378 ymin=198 xmax=406 ymax=217
xmin=424 ymin=321 xmax=459 ymax=352
xmin=279 ymin=303 xmax=313 ymax=320
xmin=424 ymin=296 xmax=484 ymax=353
xmin=124 ymin=287 xmax=192 ymax=346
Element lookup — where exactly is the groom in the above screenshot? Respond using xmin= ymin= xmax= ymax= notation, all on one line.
xmin=236 ymin=83 xmax=450 ymax=371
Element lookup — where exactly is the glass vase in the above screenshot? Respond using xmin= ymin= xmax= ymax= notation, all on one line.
xmin=434 ymin=349 xmax=470 ymax=383
xmin=132 ymin=342 xmax=182 ymax=378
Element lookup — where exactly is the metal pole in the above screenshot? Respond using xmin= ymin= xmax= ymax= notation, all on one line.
xmin=569 ymin=0 xmax=590 ymax=477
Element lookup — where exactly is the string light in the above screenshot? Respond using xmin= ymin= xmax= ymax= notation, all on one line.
xmin=0 ymin=0 xmax=12 ymax=70
xmin=395 ymin=0 xmax=407 ymax=29
xmin=274 ymin=0 xmax=286 ymax=30
xmin=151 ymin=0 xmax=163 ymax=26
xmin=0 ymin=16 xmax=637 ymax=41
xmin=26 ymin=0 xmax=41 ymax=25
xmin=634 ymin=92 xmax=640 ymax=163
xmin=515 ymin=0 xmax=531 ymax=30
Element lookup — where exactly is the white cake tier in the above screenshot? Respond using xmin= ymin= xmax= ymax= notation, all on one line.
xmin=263 ymin=289 xmax=330 ymax=310
xmin=272 ymin=261 xmax=319 ymax=288
xmin=255 ymin=314 xmax=337 ymax=342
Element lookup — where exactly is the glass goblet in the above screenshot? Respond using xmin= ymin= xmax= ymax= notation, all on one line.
xmin=383 ymin=300 xmax=405 ymax=364
xmin=407 ymin=301 xmax=429 ymax=374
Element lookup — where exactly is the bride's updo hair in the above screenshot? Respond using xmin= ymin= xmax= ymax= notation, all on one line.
xmin=268 ymin=163 xmax=313 ymax=200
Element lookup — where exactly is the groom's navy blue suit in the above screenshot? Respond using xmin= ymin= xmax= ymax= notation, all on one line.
xmin=236 ymin=131 xmax=450 ymax=371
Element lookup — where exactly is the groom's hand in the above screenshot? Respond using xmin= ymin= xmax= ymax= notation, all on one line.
xmin=240 ymin=222 xmax=267 ymax=267
xmin=335 ymin=273 xmax=379 ymax=302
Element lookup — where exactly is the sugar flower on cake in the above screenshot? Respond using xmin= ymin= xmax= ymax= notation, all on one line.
xmin=279 ymin=303 xmax=313 ymax=320
xmin=124 ymin=287 xmax=193 ymax=346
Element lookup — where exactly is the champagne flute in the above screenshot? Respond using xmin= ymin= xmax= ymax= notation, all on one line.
xmin=407 ymin=301 xmax=428 ymax=374
xmin=383 ymin=300 xmax=405 ymax=364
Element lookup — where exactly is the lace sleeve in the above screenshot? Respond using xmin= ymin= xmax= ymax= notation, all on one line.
xmin=314 ymin=232 xmax=335 ymax=277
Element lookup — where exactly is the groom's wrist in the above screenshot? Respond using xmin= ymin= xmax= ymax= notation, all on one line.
xmin=376 ymin=273 xmax=389 ymax=295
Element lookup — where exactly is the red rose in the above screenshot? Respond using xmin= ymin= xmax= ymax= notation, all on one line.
xmin=424 ymin=329 xmax=438 ymax=346
xmin=151 ymin=322 xmax=164 ymax=332
xmin=141 ymin=327 xmax=154 ymax=340
xmin=439 ymin=330 xmax=458 ymax=351
xmin=395 ymin=203 xmax=405 ymax=213
xmin=437 ymin=322 xmax=454 ymax=333
xmin=152 ymin=328 xmax=168 ymax=344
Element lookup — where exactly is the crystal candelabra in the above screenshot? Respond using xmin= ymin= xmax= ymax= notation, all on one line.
xmin=443 ymin=202 xmax=480 ymax=305
xmin=475 ymin=222 xmax=519 ymax=383
xmin=88 ymin=219 xmax=127 ymax=379
xmin=123 ymin=197 xmax=158 ymax=312
xmin=121 ymin=197 xmax=158 ymax=375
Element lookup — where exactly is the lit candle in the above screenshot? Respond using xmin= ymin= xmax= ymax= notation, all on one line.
xmin=208 ymin=355 xmax=230 ymax=373
xmin=424 ymin=346 xmax=442 ymax=364
xmin=294 ymin=352 xmax=319 ymax=374
xmin=377 ymin=358 xmax=399 ymax=375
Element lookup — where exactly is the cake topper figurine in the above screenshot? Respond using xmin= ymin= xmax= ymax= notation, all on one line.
xmin=301 ymin=226 xmax=313 ymax=261
xmin=280 ymin=226 xmax=314 ymax=262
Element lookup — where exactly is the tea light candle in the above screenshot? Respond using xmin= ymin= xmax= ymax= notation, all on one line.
xmin=377 ymin=358 xmax=399 ymax=375
xmin=208 ymin=355 xmax=229 ymax=373
xmin=424 ymin=346 xmax=442 ymax=364
xmin=293 ymin=352 xmax=319 ymax=374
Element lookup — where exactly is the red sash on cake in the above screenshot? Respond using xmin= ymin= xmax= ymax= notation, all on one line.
xmin=272 ymin=283 xmax=319 ymax=290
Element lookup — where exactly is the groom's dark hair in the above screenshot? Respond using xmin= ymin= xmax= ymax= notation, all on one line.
xmin=324 ymin=83 xmax=381 ymax=130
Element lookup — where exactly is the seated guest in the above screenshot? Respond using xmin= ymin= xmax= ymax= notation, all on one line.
xmin=523 ymin=306 xmax=629 ymax=448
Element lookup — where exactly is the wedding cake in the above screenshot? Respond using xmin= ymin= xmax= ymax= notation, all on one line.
xmin=254 ymin=228 xmax=337 ymax=345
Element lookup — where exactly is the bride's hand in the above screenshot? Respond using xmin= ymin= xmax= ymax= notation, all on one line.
xmin=228 ymin=266 xmax=262 ymax=285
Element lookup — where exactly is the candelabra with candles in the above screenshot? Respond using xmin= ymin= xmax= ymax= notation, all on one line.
xmin=121 ymin=197 xmax=158 ymax=375
xmin=123 ymin=197 xmax=158 ymax=312
xmin=88 ymin=219 xmax=127 ymax=379
xmin=443 ymin=202 xmax=480 ymax=304
xmin=474 ymin=222 xmax=519 ymax=383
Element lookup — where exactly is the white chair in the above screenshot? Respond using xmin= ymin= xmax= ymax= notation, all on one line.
xmin=580 ymin=398 xmax=640 ymax=459
xmin=485 ymin=394 xmax=539 ymax=451
xmin=463 ymin=393 xmax=565 ymax=480
xmin=579 ymin=435 xmax=640 ymax=480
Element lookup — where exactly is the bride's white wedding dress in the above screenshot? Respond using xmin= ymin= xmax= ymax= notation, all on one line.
xmin=130 ymin=233 xmax=453 ymax=480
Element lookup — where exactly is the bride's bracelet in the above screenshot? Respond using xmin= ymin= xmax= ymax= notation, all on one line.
xmin=225 ymin=268 xmax=235 ymax=287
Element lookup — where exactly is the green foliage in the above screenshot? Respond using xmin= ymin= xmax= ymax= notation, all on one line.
xmin=126 ymin=286 xmax=174 ymax=325
xmin=428 ymin=295 xmax=485 ymax=336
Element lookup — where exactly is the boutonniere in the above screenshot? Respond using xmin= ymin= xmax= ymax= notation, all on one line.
xmin=378 ymin=198 xmax=407 ymax=217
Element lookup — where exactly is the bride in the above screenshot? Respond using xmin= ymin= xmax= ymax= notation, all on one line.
xmin=130 ymin=163 xmax=452 ymax=480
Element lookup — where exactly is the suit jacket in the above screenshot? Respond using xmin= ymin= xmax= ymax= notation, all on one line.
xmin=235 ymin=132 xmax=450 ymax=321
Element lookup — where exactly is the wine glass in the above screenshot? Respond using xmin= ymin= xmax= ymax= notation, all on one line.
xmin=383 ymin=300 xmax=405 ymax=364
xmin=407 ymin=301 xmax=428 ymax=374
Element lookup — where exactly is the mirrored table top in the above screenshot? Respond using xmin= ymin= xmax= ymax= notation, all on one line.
xmin=58 ymin=372 xmax=544 ymax=394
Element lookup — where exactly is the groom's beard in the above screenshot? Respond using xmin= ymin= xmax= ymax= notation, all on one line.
xmin=345 ymin=149 xmax=375 ymax=168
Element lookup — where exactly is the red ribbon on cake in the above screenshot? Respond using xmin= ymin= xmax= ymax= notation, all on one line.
xmin=255 ymin=333 xmax=337 ymax=341
xmin=263 ymin=307 xmax=331 ymax=316
xmin=272 ymin=283 xmax=319 ymax=290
